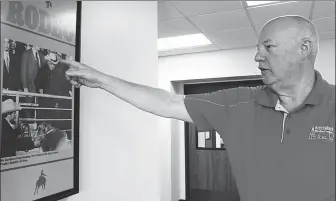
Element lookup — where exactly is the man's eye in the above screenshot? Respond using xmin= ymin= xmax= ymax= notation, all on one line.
xmin=266 ymin=45 xmax=273 ymax=49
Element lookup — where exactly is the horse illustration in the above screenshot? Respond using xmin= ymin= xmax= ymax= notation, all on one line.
xmin=34 ymin=170 xmax=47 ymax=195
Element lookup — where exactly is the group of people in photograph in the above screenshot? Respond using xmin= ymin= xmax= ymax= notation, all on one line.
xmin=3 ymin=38 xmax=72 ymax=95
xmin=1 ymin=38 xmax=73 ymax=158
xmin=1 ymin=99 xmax=71 ymax=158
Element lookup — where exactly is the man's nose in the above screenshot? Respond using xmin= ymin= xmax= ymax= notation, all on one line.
xmin=254 ymin=51 xmax=264 ymax=62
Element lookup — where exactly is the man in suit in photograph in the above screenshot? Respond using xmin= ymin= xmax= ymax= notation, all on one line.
xmin=3 ymin=38 xmax=21 ymax=91
xmin=21 ymin=45 xmax=45 ymax=93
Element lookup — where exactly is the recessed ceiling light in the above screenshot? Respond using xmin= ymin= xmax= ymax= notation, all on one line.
xmin=158 ymin=33 xmax=212 ymax=51
xmin=246 ymin=1 xmax=280 ymax=7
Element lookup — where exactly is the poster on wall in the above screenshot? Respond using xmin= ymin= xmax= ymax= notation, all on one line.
xmin=0 ymin=1 xmax=80 ymax=201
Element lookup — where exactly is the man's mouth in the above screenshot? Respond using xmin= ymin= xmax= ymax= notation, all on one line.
xmin=258 ymin=64 xmax=265 ymax=68
xmin=259 ymin=67 xmax=270 ymax=75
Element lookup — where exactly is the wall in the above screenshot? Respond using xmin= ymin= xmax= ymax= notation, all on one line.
xmin=158 ymin=39 xmax=335 ymax=200
xmin=67 ymin=2 xmax=160 ymax=201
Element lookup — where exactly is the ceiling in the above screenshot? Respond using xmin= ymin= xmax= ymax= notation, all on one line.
xmin=158 ymin=1 xmax=335 ymax=57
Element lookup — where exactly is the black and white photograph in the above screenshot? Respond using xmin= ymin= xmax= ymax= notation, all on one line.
xmin=1 ymin=1 xmax=335 ymax=201
xmin=2 ymin=39 xmax=73 ymax=160
xmin=1 ymin=1 xmax=80 ymax=201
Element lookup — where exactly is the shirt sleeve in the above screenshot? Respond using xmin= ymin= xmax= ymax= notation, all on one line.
xmin=183 ymin=87 xmax=256 ymax=132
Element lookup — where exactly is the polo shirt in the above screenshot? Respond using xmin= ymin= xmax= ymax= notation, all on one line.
xmin=184 ymin=70 xmax=335 ymax=201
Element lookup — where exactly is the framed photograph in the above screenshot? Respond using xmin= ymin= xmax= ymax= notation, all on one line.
xmin=0 ymin=1 xmax=81 ymax=200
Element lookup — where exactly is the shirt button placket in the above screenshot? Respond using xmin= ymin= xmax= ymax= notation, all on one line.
xmin=286 ymin=129 xmax=290 ymax=135
xmin=285 ymin=114 xmax=291 ymax=135
xmin=281 ymin=113 xmax=290 ymax=143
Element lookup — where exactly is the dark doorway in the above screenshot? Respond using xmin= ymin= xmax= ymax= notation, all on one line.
xmin=184 ymin=76 xmax=264 ymax=201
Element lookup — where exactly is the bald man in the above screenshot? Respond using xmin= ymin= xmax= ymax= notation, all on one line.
xmin=61 ymin=15 xmax=334 ymax=201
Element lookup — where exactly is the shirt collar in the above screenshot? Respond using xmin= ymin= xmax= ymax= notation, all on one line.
xmin=275 ymin=99 xmax=289 ymax=113
xmin=5 ymin=119 xmax=15 ymax=129
xmin=304 ymin=70 xmax=329 ymax=105
xmin=256 ymin=70 xmax=329 ymax=107
xmin=256 ymin=85 xmax=278 ymax=108
xmin=32 ymin=48 xmax=37 ymax=54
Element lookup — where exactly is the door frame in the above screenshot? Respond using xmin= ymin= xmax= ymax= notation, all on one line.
xmin=182 ymin=75 xmax=263 ymax=201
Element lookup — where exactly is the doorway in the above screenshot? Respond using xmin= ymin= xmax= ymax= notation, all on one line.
xmin=184 ymin=76 xmax=264 ymax=201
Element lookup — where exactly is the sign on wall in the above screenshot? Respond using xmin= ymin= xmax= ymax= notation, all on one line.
xmin=0 ymin=1 xmax=80 ymax=201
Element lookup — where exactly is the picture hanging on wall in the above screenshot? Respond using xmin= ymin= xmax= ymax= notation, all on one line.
xmin=0 ymin=1 xmax=81 ymax=200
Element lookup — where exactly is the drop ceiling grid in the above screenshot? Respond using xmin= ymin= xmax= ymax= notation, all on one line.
xmin=158 ymin=0 xmax=335 ymax=57
xmin=169 ymin=1 xmax=244 ymax=18
xmin=160 ymin=0 xmax=256 ymax=52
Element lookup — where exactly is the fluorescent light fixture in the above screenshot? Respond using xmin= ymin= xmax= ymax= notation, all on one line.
xmin=158 ymin=33 xmax=212 ymax=51
xmin=246 ymin=1 xmax=279 ymax=7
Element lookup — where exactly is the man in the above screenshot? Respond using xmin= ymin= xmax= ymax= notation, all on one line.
xmin=60 ymin=15 xmax=335 ymax=201
xmin=20 ymin=45 xmax=46 ymax=119
xmin=40 ymin=170 xmax=47 ymax=178
xmin=21 ymin=45 xmax=44 ymax=93
xmin=35 ymin=52 xmax=72 ymax=96
xmin=35 ymin=52 xmax=72 ymax=128
xmin=3 ymin=38 xmax=21 ymax=91
xmin=1 ymin=99 xmax=22 ymax=158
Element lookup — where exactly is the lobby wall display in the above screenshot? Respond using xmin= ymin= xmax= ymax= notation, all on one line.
xmin=0 ymin=1 xmax=81 ymax=200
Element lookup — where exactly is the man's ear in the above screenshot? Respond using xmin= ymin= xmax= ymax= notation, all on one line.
xmin=300 ymin=38 xmax=312 ymax=59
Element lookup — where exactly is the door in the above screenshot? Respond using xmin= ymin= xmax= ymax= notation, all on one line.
xmin=184 ymin=77 xmax=264 ymax=201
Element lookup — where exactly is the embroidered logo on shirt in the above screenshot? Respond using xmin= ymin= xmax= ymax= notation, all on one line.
xmin=308 ymin=125 xmax=334 ymax=142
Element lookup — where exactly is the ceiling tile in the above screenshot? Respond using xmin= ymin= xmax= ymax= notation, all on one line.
xmin=170 ymin=1 xmax=243 ymax=17
xmin=158 ymin=45 xmax=220 ymax=57
xmin=189 ymin=9 xmax=250 ymax=32
xmin=312 ymin=1 xmax=335 ymax=19
xmin=248 ymin=1 xmax=311 ymax=27
xmin=158 ymin=1 xmax=184 ymax=22
xmin=219 ymin=40 xmax=257 ymax=50
xmin=158 ymin=18 xmax=199 ymax=38
xmin=318 ymin=30 xmax=335 ymax=40
xmin=313 ymin=17 xmax=335 ymax=33
xmin=206 ymin=27 xmax=257 ymax=49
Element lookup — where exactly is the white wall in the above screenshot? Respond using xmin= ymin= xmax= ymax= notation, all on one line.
xmin=67 ymin=2 xmax=160 ymax=201
xmin=158 ymin=39 xmax=335 ymax=200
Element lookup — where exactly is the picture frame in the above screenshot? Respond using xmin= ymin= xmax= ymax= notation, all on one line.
xmin=0 ymin=1 xmax=81 ymax=200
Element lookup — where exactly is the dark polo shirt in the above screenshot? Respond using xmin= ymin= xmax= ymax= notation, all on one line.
xmin=184 ymin=71 xmax=335 ymax=201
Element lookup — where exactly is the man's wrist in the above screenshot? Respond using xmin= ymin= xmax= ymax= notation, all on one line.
xmin=98 ymin=73 xmax=111 ymax=89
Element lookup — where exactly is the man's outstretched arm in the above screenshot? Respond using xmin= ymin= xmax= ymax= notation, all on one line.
xmin=60 ymin=60 xmax=193 ymax=123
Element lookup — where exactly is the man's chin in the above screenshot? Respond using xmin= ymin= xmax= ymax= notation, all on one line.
xmin=261 ymin=76 xmax=275 ymax=86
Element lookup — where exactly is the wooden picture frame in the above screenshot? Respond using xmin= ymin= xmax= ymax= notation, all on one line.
xmin=0 ymin=1 xmax=81 ymax=200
